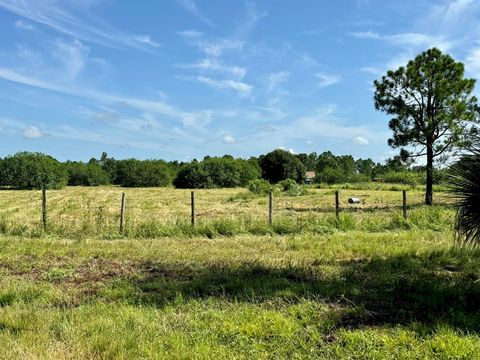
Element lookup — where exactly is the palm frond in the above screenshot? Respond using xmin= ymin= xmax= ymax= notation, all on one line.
xmin=449 ymin=149 xmax=480 ymax=246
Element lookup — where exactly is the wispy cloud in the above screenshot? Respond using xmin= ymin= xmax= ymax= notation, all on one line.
xmin=0 ymin=0 xmax=160 ymax=51
xmin=181 ymin=0 xmax=216 ymax=28
xmin=51 ymin=39 xmax=89 ymax=79
xmin=349 ymin=31 xmax=452 ymax=51
xmin=14 ymin=19 xmax=35 ymax=30
xmin=235 ymin=1 xmax=268 ymax=38
xmin=266 ymin=71 xmax=289 ymax=92
xmin=178 ymin=58 xmax=247 ymax=80
xmin=185 ymin=75 xmax=253 ymax=97
xmin=0 ymin=67 xmax=213 ymax=128
xmin=177 ymin=29 xmax=203 ymax=38
xmin=465 ymin=47 xmax=480 ymax=77
xmin=315 ymin=72 xmax=341 ymax=88
xmin=134 ymin=35 xmax=161 ymax=48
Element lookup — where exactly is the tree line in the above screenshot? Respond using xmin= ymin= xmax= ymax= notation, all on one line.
xmin=0 ymin=149 xmax=446 ymax=190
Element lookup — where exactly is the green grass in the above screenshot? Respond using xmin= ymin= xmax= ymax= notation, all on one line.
xmin=0 ymin=186 xmax=478 ymax=358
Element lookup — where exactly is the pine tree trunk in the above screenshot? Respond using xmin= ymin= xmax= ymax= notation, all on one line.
xmin=425 ymin=145 xmax=434 ymax=205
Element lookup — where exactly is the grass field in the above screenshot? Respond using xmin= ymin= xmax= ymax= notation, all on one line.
xmin=0 ymin=186 xmax=478 ymax=358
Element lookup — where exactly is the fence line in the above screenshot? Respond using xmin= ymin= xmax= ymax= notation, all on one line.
xmin=33 ymin=189 xmax=413 ymax=234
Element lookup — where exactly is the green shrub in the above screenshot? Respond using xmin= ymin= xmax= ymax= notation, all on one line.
xmin=278 ymin=179 xmax=307 ymax=196
xmin=383 ymin=171 xmax=420 ymax=186
xmin=247 ymin=179 xmax=273 ymax=195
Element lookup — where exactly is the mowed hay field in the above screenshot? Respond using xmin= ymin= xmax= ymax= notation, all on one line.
xmin=0 ymin=186 xmax=479 ymax=359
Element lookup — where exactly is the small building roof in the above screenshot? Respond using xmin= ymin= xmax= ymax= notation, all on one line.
xmin=305 ymin=171 xmax=316 ymax=179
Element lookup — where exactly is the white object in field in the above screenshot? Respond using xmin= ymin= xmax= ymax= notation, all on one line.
xmin=348 ymin=197 xmax=361 ymax=204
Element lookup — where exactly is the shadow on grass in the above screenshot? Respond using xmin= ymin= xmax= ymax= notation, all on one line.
xmin=126 ymin=248 xmax=479 ymax=333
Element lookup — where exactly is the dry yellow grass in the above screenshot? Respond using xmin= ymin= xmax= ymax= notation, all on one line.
xmin=0 ymin=185 xmax=453 ymax=238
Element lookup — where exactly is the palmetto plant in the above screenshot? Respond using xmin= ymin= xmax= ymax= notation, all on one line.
xmin=450 ymin=150 xmax=480 ymax=246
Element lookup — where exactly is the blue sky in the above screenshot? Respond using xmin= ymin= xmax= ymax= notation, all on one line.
xmin=0 ymin=0 xmax=479 ymax=162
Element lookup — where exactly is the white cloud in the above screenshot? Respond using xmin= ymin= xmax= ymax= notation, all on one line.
xmin=181 ymin=0 xmax=216 ymax=28
xmin=315 ymin=73 xmax=341 ymax=88
xmin=266 ymin=71 xmax=289 ymax=92
xmin=14 ymin=19 xmax=35 ymax=30
xmin=186 ymin=75 xmax=253 ymax=97
xmin=134 ymin=35 xmax=161 ymax=48
xmin=179 ymin=58 xmax=247 ymax=80
xmin=0 ymin=0 xmax=160 ymax=51
xmin=353 ymin=136 xmax=369 ymax=145
xmin=23 ymin=126 xmax=44 ymax=139
xmin=278 ymin=146 xmax=296 ymax=154
xmin=222 ymin=134 xmax=236 ymax=144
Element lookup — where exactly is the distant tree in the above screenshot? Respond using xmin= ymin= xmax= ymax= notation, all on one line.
xmin=315 ymin=151 xmax=357 ymax=183
xmin=1 ymin=152 xmax=67 ymax=189
xmin=65 ymin=161 xmax=110 ymax=186
xmin=115 ymin=159 xmax=172 ymax=187
xmin=173 ymin=157 xmax=260 ymax=189
xmin=374 ymin=48 xmax=479 ymax=205
xmin=173 ymin=163 xmax=213 ymax=189
xmin=355 ymin=158 xmax=376 ymax=178
xmin=260 ymin=149 xmax=306 ymax=183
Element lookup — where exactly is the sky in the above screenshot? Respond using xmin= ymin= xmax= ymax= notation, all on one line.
xmin=0 ymin=0 xmax=479 ymax=162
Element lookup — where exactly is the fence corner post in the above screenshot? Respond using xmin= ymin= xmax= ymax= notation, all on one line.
xmin=402 ymin=190 xmax=407 ymax=220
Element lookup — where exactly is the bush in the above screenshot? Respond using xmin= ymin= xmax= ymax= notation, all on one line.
xmin=278 ymin=179 xmax=307 ymax=196
xmin=383 ymin=171 xmax=420 ymax=186
xmin=0 ymin=152 xmax=68 ymax=189
xmin=247 ymin=179 xmax=272 ymax=195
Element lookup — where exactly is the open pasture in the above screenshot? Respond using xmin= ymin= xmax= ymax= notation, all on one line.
xmin=0 ymin=185 xmax=454 ymax=238
xmin=0 ymin=185 xmax=478 ymax=358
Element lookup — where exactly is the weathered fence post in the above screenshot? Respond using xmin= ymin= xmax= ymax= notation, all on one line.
xmin=402 ymin=190 xmax=407 ymax=220
xmin=42 ymin=188 xmax=47 ymax=231
xmin=335 ymin=190 xmax=340 ymax=219
xmin=268 ymin=191 xmax=273 ymax=225
xmin=120 ymin=192 xmax=126 ymax=234
xmin=191 ymin=191 xmax=195 ymax=226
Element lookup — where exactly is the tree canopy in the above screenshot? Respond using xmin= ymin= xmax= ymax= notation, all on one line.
xmin=0 ymin=152 xmax=68 ymax=189
xmin=374 ymin=47 xmax=479 ymax=205
xmin=259 ymin=149 xmax=306 ymax=183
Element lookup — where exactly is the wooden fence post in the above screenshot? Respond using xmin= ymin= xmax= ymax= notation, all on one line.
xmin=191 ymin=191 xmax=195 ymax=226
xmin=42 ymin=188 xmax=47 ymax=231
xmin=268 ymin=191 xmax=273 ymax=225
xmin=402 ymin=190 xmax=407 ymax=220
xmin=120 ymin=192 xmax=126 ymax=234
xmin=335 ymin=190 xmax=340 ymax=219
